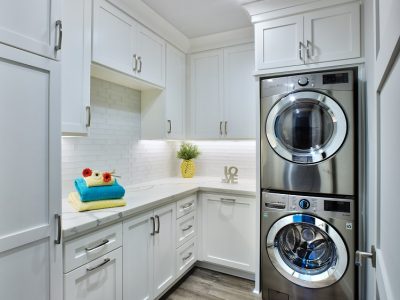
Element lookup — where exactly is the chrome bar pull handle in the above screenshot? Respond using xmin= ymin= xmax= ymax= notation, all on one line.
xmin=155 ymin=215 xmax=160 ymax=234
xmin=306 ymin=40 xmax=311 ymax=59
xmin=150 ymin=217 xmax=155 ymax=236
xmin=221 ymin=198 xmax=236 ymax=203
xmin=299 ymin=41 xmax=304 ymax=61
xmin=85 ymin=239 xmax=109 ymax=252
xmin=86 ymin=258 xmax=111 ymax=272
xmin=138 ymin=56 xmax=142 ymax=73
xmin=183 ymin=252 xmax=192 ymax=261
xmin=55 ymin=20 xmax=63 ymax=51
xmin=55 ymin=214 xmax=61 ymax=244
xmin=224 ymin=121 xmax=228 ymax=136
xmin=182 ymin=225 xmax=193 ymax=232
xmin=133 ymin=54 xmax=138 ymax=71
xmin=182 ymin=202 xmax=193 ymax=210
xmin=355 ymin=245 xmax=376 ymax=268
xmin=167 ymin=120 xmax=172 ymax=134
xmin=219 ymin=121 xmax=223 ymax=135
xmin=86 ymin=106 xmax=91 ymax=128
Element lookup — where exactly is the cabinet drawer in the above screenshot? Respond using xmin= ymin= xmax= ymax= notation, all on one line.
xmin=64 ymin=223 xmax=122 ymax=273
xmin=176 ymin=194 xmax=196 ymax=219
xmin=64 ymin=247 xmax=122 ymax=300
xmin=176 ymin=237 xmax=197 ymax=277
xmin=176 ymin=211 xmax=196 ymax=247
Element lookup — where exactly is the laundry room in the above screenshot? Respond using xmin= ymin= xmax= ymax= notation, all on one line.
xmin=0 ymin=0 xmax=399 ymax=300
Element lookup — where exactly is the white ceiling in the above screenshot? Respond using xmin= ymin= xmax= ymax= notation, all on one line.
xmin=141 ymin=0 xmax=252 ymax=38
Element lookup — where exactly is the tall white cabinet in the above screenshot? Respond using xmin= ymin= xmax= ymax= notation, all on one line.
xmin=189 ymin=44 xmax=255 ymax=139
xmin=0 ymin=44 xmax=62 ymax=299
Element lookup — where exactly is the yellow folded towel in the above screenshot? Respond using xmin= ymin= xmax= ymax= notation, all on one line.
xmin=84 ymin=174 xmax=115 ymax=187
xmin=68 ymin=192 xmax=126 ymax=212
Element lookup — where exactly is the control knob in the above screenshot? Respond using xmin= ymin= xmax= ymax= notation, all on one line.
xmin=298 ymin=77 xmax=309 ymax=86
xmin=299 ymin=199 xmax=311 ymax=209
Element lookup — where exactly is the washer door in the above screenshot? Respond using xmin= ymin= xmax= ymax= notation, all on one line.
xmin=266 ymin=91 xmax=347 ymax=164
xmin=266 ymin=214 xmax=348 ymax=288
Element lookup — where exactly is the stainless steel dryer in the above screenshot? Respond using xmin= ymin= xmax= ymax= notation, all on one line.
xmin=260 ymin=69 xmax=357 ymax=196
xmin=261 ymin=191 xmax=355 ymax=300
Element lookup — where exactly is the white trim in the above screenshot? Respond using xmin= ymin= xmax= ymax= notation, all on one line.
xmin=376 ymin=250 xmax=395 ymax=300
xmin=189 ymin=27 xmax=254 ymax=53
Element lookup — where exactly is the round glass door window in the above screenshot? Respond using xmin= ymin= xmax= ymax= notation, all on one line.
xmin=266 ymin=91 xmax=347 ymax=164
xmin=266 ymin=214 xmax=348 ymax=288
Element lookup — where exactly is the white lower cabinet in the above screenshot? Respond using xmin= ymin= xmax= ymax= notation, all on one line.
xmin=200 ymin=193 xmax=256 ymax=273
xmin=123 ymin=202 xmax=176 ymax=300
xmin=64 ymin=247 xmax=122 ymax=300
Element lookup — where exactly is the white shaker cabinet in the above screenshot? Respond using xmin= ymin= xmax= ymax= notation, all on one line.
xmin=200 ymin=193 xmax=256 ymax=273
xmin=123 ymin=203 xmax=176 ymax=300
xmin=61 ymin=0 xmax=92 ymax=135
xmin=255 ymin=15 xmax=304 ymax=69
xmin=190 ymin=49 xmax=223 ymax=139
xmin=304 ymin=2 xmax=360 ymax=64
xmin=189 ymin=44 xmax=255 ymax=139
xmin=0 ymin=44 xmax=62 ymax=300
xmin=223 ymin=44 xmax=256 ymax=139
xmin=141 ymin=43 xmax=185 ymax=139
xmin=0 ymin=0 xmax=62 ymax=59
xmin=64 ymin=248 xmax=122 ymax=300
xmin=92 ymin=0 xmax=165 ymax=88
xmin=254 ymin=2 xmax=360 ymax=70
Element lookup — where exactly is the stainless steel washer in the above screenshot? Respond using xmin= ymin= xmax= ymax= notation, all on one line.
xmin=260 ymin=69 xmax=357 ymax=196
xmin=261 ymin=191 xmax=355 ymax=300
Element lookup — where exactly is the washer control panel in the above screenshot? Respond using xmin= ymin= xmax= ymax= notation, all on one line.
xmin=262 ymin=192 xmax=354 ymax=220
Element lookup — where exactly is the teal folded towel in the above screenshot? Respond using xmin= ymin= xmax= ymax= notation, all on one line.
xmin=74 ymin=178 xmax=125 ymax=202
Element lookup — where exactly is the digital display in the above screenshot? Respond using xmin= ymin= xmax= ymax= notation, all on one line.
xmin=323 ymin=73 xmax=349 ymax=84
xmin=324 ymin=200 xmax=350 ymax=213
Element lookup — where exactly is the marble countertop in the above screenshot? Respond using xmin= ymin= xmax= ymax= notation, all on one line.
xmin=62 ymin=176 xmax=256 ymax=240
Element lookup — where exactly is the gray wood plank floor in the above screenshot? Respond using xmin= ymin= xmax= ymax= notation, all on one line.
xmin=163 ymin=267 xmax=261 ymax=300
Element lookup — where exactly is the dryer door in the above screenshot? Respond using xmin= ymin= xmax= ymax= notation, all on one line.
xmin=266 ymin=91 xmax=347 ymax=164
xmin=266 ymin=214 xmax=348 ymax=288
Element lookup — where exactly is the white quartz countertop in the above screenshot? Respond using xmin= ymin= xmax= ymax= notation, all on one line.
xmin=62 ymin=177 xmax=256 ymax=240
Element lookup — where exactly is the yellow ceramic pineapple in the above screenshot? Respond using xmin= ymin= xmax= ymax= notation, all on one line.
xmin=177 ymin=143 xmax=200 ymax=178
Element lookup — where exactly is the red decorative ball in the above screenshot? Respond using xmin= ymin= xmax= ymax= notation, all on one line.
xmin=103 ymin=172 xmax=112 ymax=183
xmin=82 ymin=168 xmax=92 ymax=177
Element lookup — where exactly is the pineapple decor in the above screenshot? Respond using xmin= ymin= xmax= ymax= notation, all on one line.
xmin=177 ymin=143 xmax=200 ymax=178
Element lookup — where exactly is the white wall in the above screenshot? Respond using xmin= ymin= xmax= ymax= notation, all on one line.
xmin=62 ymin=79 xmax=256 ymax=198
xmin=61 ymin=78 xmax=176 ymax=197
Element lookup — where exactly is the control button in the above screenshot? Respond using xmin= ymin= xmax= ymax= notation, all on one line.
xmin=299 ymin=199 xmax=311 ymax=209
xmin=298 ymin=77 xmax=309 ymax=86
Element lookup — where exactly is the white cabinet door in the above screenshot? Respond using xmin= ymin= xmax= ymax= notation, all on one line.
xmin=0 ymin=0 xmax=61 ymax=59
xmin=223 ymin=44 xmax=256 ymax=139
xmin=153 ymin=203 xmax=176 ymax=298
xmin=64 ymin=248 xmax=122 ymax=300
xmin=61 ymin=0 xmax=91 ymax=135
xmin=190 ymin=50 xmax=223 ymax=139
xmin=255 ymin=15 xmax=304 ymax=69
xmin=137 ymin=25 xmax=166 ymax=87
xmin=92 ymin=0 xmax=135 ymax=76
xmin=201 ymin=194 xmax=256 ymax=273
xmin=123 ymin=212 xmax=154 ymax=300
xmin=0 ymin=44 xmax=62 ymax=300
xmin=304 ymin=2 xmax=360 ymax=64
xmin=166 ymin=44 xmax=185 ymax=139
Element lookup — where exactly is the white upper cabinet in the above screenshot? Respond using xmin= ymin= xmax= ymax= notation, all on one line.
xmin=137 ymin=25 xmax=165 ymax=87
xmin=304 ymin=3 xmax=360 ymax=64
xmin=190 ymin=49 xmax=224 ymax=139
xmin=254 ymin=2 xmax=361 ymax=70
xmin=92 ymin=0 xmax=165 ymax=87
xmin=165 ymin=44 xmax=185 ymax=139
xmin=255 ymin=15 xmax=304 ymax=69
xmin=0 ymin=0 xmax=62 ymax=59
xmin=223 ymin=44 xmax=256 ymax=139
xmin=189 ymin=44 xmax=255 ymax=139
xmin=92 ymin=0 xmax=135 ymax=76
xmin=61 ymin=0 xmax=91 ymax=135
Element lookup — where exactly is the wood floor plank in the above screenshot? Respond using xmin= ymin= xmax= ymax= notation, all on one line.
xmin=163 ymin=268 xmax=261 ymax=300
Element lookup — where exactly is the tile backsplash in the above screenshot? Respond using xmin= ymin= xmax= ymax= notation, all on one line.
xmin=62 ymin=78 xmax=256 ymax=197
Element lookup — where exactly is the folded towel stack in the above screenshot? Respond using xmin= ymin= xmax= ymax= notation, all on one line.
xmin=69 ymin=168 xmax=127 ymax=212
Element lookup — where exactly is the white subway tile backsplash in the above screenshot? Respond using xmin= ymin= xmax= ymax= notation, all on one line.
xmin=62 ymin=78 xmax=256 ymax=198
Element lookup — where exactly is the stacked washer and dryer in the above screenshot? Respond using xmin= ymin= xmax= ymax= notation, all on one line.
xmin=260 ymin=69 xmax=358 ymax=300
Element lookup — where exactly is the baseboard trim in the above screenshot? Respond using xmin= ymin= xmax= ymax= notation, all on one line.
xmin=195 ymin=261 xmax=256 ymax=281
